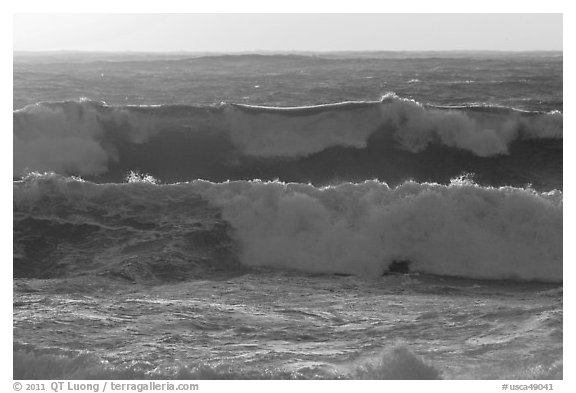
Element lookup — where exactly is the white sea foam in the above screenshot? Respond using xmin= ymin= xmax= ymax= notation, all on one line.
xmin=13 ymin=101 xmax=159 ymax=176
xmin=226 ymin=102 xmax=381 ymax=156
xmin=194 ymin=179 xmax=562 ymax=282
xmin=13 ymin=174 xmax=562 ymax=282
xmin=13 ymin=97 xmax=562 ymax=176
xmin=228 ymin=93 xmax=562 ymax=157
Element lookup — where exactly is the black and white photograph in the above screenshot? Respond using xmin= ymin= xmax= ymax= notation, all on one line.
xmin=10 ymin=7 xmax=565 ymax=385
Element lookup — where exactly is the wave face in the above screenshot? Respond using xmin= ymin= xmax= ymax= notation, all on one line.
xmin=13 ymin=95 xmax=562 ymax=189
xmin=13 ymin=174 xmax=241 ymax=281
xmin=14 ymin=174 xmax=562 ymax=283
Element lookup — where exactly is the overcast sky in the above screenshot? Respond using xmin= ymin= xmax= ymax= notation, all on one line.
xmin=14 ymin=13 xmax=562 ymax=52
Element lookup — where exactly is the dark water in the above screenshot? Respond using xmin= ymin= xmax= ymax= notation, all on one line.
xmin=13 ymin=52 xmax=562 ymax=111
xmin=13 ymin=52 xmax=562 ymax=379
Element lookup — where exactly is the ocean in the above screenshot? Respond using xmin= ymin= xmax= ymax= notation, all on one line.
xmin=13 ymin=52 xmax=562 ymax=379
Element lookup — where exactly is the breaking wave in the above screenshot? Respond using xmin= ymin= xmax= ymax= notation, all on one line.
xmin=13 ymin=95 xmax=562 ymax=189
xmin=14 ymin=174 xmax=562 ymax=283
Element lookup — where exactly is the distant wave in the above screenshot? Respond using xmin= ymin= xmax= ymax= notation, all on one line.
xmin=13 ymin=95 xmax=562 ymax=189
xmin=14 ymin=174 xmax=562 ymax=283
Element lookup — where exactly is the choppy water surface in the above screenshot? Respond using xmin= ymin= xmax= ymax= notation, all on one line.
xmin=14 ymin=273 xmax=562 ymax=379
xmin=13 ymin=52 xmax=562 ymax=379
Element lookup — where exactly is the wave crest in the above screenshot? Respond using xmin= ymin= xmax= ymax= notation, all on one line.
xmin=13 ymin=96 xmax=562 ymax=180
xmin=14 ymin=175 xmax=562 ymax=283
xmin=195 ymin=179 xmax=562 ymax=282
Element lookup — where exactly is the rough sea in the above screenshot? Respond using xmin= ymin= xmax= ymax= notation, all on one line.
xmin=13 ymin=52 xmax=562 ymax=379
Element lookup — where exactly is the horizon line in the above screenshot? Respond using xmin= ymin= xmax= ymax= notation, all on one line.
xmin=14 ymin=49 xmax=563 ymax=53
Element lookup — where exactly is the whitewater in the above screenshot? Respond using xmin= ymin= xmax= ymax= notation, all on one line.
xmin=13 ymin=95 xmax=562 ymax=189
xmin=13 ymin=52 xmax=562 ymax=380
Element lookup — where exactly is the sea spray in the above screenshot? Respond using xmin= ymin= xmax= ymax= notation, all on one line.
xmin=14 ymin=96 xmax=562 ymax=178
xmin=14 ymin=174 xmax=562 ymax=282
